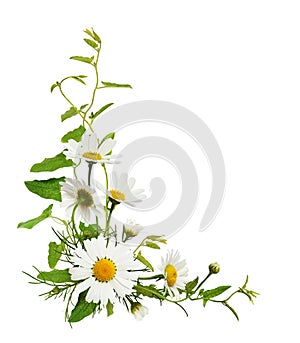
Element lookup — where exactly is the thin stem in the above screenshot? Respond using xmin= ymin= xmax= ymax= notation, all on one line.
xmin=102 ymin=163 xmax=109 ymax=219
xmin=105 ymin=202 xmax=116 ymax=236
xmin=195 ymin=272 xmax=212 ymax=294
xmin=83 ymin=45 xmax=101 ymax=124
xmin=71 ymin=204 xmax=80 ymax=241
xmin=87 ymin=162 xmax=95 ymax=186
xmin=138 ymin=274 xmax=164 ymax=281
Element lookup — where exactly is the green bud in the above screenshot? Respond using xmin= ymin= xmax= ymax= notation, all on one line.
xmin=209 ymin=262 xmax=220 ymax=274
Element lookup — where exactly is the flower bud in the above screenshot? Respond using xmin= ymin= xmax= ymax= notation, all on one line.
xmin=209 ymin=262 xmax=220 ymax=274
xmin=131 ymin=302 xmax=149 ymax=321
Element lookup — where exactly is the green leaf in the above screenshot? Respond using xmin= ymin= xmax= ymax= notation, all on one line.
xmin=185 ymin=277 xmax=199 ymax=294
xmin=30 ymin=152 xmax=73 ymax=172
xmin=84 ymin=38 xmax=98 ymax=49
xmin=100 ymin=81 xmax=132 ymax=89
xmin=145 ymin=242 xmax=160 ymax=249
xmin=17 ymin=204 xmax=53 ymax=229
xmin=90 ymin=103 xmax=114 ymax=120
xmin=136 ymin=251 xmax=154 ymax=271
xmin=106 ymin=300 xmax=114 ymax=317
xmin=202 ymin=286 xmax=231 ymax=300
xmin=80 ymin=104 xmax=89 ymax=110
xmin=48 ymin=242 xmax=65 ymax=269
xmin=99 ymin=132 xmax=115 ymax=147
xmin=79 ymin=222 xmax=100 ymax=239
xmin=70 ymin=76 xmax=86 ymax=85
xmin=50 ymin=83 xmax=58 ymax=93
xmin=37 ymin=269 xmax=71 ymax=283
xmin=69 ymin=290 xmax=97 ymax=322
xmin=147 ymin=235 xmax=167 ymax=244
xmin=25 ymin=177 xmax=65 ymax=201
xmin=134 ymin=284 xmax=165 ymax=299
xmin=70 ymin=56 xmax=94 ymax=64
xmin=61 ymin=107 xmax=78 ymax=122
xmin=223 ymin=302 xmax=239 ymax=321
xmin=61 ymin=126 xmax=86 ymax=143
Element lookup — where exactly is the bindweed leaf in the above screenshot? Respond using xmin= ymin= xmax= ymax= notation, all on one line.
xmin=185 ymin=277 xmax=199 ymax=294
xmin=30 ymin=152 xmax=73 ymax=172
xmin=134 ymin=284 xmax=165 ymax=299
xmin=136 ymin=251 xmax=154 ymax=271
xmin=106 ymin=300 xmax=114 ymax=317
xmin=90 ymin=103 xmax=114 ymax=121
xmin=50 ymin=83 xmax=58 ymax=93
xmin=48 ymin=242 xmax=65 ymax=269
xmin=84 ymin=28 xmax=101 ymax=43
xmin=70 ymin=56 xmax=94 ymax=64
xmin=61 ymin=126 xmax=86 ymax=143
xmin=145 ymin=242 xmax=160 ymax=249
xmin=37 ymin=269 xmax=71 ymax=283
xmin=61 ymin=107 xmax=78 ymax=122
xmin=100 ymin=81 xmax=132 ymax=89
xmin=17 ymin=204 xmax=53 ymax=229
xmin=202 ymin=286 xmax=231 ymax=300
xmin=25 ymin=177 xmax=65 ymax=201
xmin=69 ymin=290 xmax=96 ymax=322
xmin=84 ymin=38 xmax=98 ymax=49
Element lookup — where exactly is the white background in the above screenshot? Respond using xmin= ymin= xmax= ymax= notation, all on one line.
xmin=1 ymin=0 xmax=300 ymax=341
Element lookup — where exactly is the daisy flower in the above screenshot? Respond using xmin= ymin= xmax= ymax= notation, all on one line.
xmin=130 ymin=302 xmax=149 ymax=321
xmin=98 ymin=172 xmax=146 ymax=206
xmin=69 ymin=236 xmax=140 ymax=306
xmin=60 ymin=178 xmax=103 ymax=224
xmin=123 ymin=219 xmax=143 ymax=240
xmin=64 ymin=131 xmax=117 ymax=164
xmin=159 ymin=250 xmax=188 ymax=298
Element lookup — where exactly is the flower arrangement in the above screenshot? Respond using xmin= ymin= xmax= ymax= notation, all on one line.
xmin=18 ymin=28 xmax=258 ymax=324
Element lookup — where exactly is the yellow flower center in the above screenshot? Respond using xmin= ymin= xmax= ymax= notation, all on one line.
xmin=77 ymin=189 xmax=94 ymax=207
xmin=165 ymin=264 xmax=177 ymax=287
xmin=110 ymin=189 xmax=126 ymax=201
xmin=93 ymin=258 xmax=116 ymax=282
xmin=82 ymin=151 xmax=102 ymax=161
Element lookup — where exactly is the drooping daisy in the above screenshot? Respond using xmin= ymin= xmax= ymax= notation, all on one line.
xmin=159 ymin=250 xmax=188 ymax=298
xmin=130 ymin=302 xmax=149 ymax=321
xmin=60 ymin=178 xmax=103 ymax=224
xmin=123 ymin=219 xmax=143 ymax=240
xmin=69 ymin=236 xmax=140 ymax=306
xmin=97 ymin=172 xmax=146 ymax=206
xmin=64 ymin=131 xmax=117 ymax=164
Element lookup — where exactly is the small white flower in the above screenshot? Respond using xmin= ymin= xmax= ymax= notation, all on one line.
xmin=123 ymin=219 xmax=143 ymax=240
xmin=158 ymin=250 xmax=188 ymax=298
xmin=64 ymin=131 xmax=118 ymax=164
xmin=69 ymin=236 xmax=140 ymax=307
xmin=60 ymin=178 xmax=103 ymax=224
xmin=97 ymin=172 xmax=146 ymax=207
xmin=131 ymin=302 xmax=149 ymax=321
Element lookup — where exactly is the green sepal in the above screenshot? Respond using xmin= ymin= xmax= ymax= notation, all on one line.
xmin=136 ymin=251 xmax=154 ymax=272
xmin=106 ymin=300 xmax=114 ymax=317
xmin=24 ymin=177 xmax=65 ymax=201
xmin=48 ymin=242 xmax=65 ymax=269
xmin=37 ymin=269 xmax=71 ymax=283
xmin=61 ymin=125 xmax=86 ymax=143
xmin=30 ymin=152 xmax=73 ymax=172
xmin=70 ymin=56 xmax=94 ymax=64
xmin=100 ymin=81 xmax=132 ymax=89
xmin=17 ymin=204 xmax=53 ymax=229
xmin=68 ymin=290 xmax=97 ymax=322
xmin=61 ymin=107 xmax=77 ymax=122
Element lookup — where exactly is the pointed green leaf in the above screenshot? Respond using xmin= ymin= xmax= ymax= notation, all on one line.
xmin=134 ymin=284 xmax=165 ymax=299
xmin=106 ymin=300 xmax=114 ymax=317
xmin=100 ymin=81 xmax=132 ymax=89
xmin=99 ymin=132 xmax=115 ymax=146
xmin=30 ymin=152 xmax=73 ymax=172
xmin=25 ymin=177 xmax=65 ymax=201
xmin=185 ymin=277 xmax=199 ymax=294
xmin=79 ymin=222 xmax=100 ymax=239
xmin=61 ymin=126 xmax=86 ymax=143
xmin=84 ymin=38 xmax=98 ymax=49
xmin=147 ymin=235 xmax=167 ymax=244
xmin=91 ymin=29 xmax=101 ymax=43
xmin=61 ymin=107 xmax=77 ymax=122
xmin=70 ymin=76 xmax=86 ymax=85
xmin=69 ymin=290 xmax=97 ymax=322
xmin=80 ymin=104 xmax=89 ymax=110
xmin=136 ymin=251 xmax=154 ymax=271
xmin=37 ymin=269 xmax=71 ymax=283
xmin=90 ymin=103 xmax=114 ymax=120
xmin=50 ymin=83 xmax=58 ymax=93
xmin=17 ymin=204 xmax=53 ymax=229
xmin=145 ymin=242 xmax=160 ymax=249
xmin=202 ymin=286 xmax=231 ymax=300
xmin=48 ymin=242 xmax=65 ymax=269
xmin=70 ymin=56 xmax=94 ymax=64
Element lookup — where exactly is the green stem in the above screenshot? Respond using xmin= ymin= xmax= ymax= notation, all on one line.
xmin=195 ymin=272 xmax=212 ymax=294
xmin=102 ymin=163 xmax=109 ymax=219
xmin=138 ymin=274 xmax=164 ymax=281
xmin=83 ymin=45 xmax=101 ymax=125
xmin=105 ymin=202 xmax=116 ymax=236
xmin=87 ymin=162 xmax=95 ymax=186
xmin=71 ymin=204 xmax=80 ymax=241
